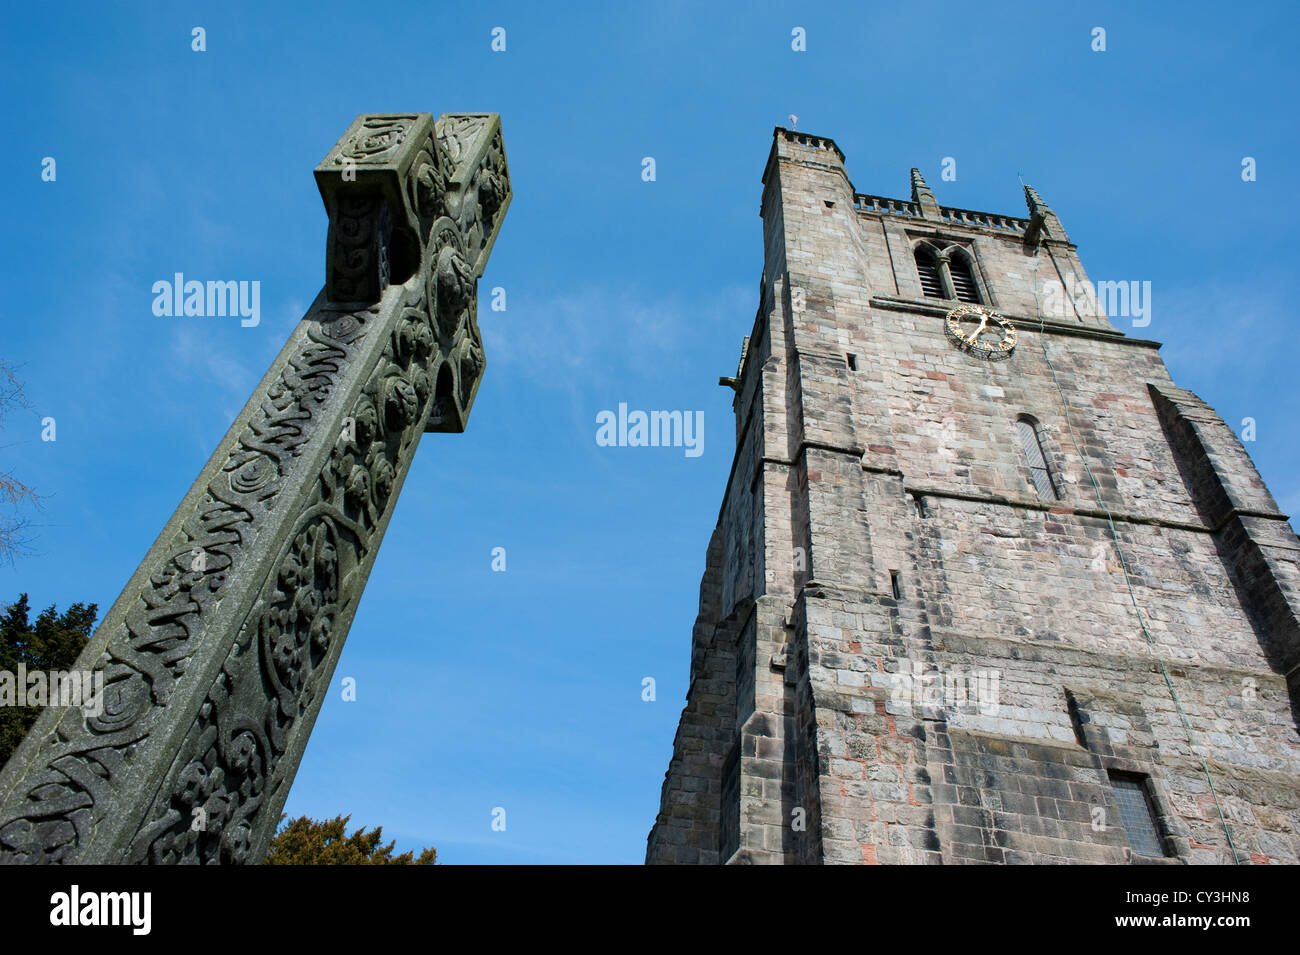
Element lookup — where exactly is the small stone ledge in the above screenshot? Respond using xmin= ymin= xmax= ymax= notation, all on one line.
xmin=870 ymin=294 xmax=1163 ymax=349
xmin=904 ymin=482 xmax=1216 ymax=534
xmin=932 ymin=628 xmax=1288 ymax=687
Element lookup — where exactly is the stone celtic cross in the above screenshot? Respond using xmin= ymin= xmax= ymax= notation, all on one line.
xmin=0 ymin=113 xmax=511 ymax=864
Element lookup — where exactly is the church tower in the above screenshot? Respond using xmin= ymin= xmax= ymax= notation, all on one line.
xmin=646 ymin=128 xmax=1300 ymax=864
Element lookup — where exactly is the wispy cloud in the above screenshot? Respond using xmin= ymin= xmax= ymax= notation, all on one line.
xmin=168 ymin=300 xmax=303 ymax=392
xmin=164 ymin=300 xmax=304 ymax=452
xmin=1157 ymin=280 xmax=1292 ymax=382
xmin=169 ymin=324 xmax=248 ymax=393
xmin=481 ymin=282 xmax=749 ymax=390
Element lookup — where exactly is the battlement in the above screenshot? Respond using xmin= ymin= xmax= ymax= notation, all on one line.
xmin=851 ymin=193 xmax=1032 ymax=235
xmin=773 ymin=126 xmax=845 ymax=162
xmin=770 ymin=125 xmax=1058 ymax=243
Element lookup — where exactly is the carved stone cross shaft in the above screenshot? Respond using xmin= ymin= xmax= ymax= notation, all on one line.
xmin=0 ymin=113 xmax=510 ymax=864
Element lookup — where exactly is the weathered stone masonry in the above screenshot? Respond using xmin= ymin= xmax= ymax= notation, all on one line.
xmin=647 ymin=128 xmax=1300 ymax=865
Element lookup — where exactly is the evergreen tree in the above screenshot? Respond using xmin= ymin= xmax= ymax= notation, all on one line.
xmin=0 ymin=593 xmax=98 ymax=768
xmin=264 ymin=813 xmax=437 ymax=865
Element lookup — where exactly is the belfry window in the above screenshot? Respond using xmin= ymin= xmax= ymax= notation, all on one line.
xmin=948 ymin=252 xmax=981 ymax=304
xmin=1015 ymin=416 xmax=1058 ymax=500
xmin=915 ymin=245 xmax=945 ymax=298
xmin=913 ymin=242 xmax=983 ymax=303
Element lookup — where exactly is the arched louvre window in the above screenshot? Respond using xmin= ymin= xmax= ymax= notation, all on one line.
xmin=948 ymin=252 xmax=981 ymax=304
xmin=1016 ymin=417 xmax=1058 ymax=499
xmin=914 ymin=246 xmax=945 ymax=298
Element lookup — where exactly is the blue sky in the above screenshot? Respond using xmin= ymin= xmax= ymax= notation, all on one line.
xmin=1 ymin=1 xmax=1296 ymax=863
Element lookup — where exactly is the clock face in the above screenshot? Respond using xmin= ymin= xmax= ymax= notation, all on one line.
xmin=945 ymin=304 xmax=1016 ymax=360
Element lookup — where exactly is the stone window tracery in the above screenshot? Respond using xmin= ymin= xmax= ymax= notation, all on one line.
xmin=913 ymin=241 xmax=984 ymax=304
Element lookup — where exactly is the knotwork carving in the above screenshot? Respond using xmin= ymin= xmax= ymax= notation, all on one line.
xmin=133 ymin=270 xmax=446 ymax=863
xmin=0 ymin=306 xmax=374 ymax=864
xmin=435 ymin=244 xmax=475 ymax=340
xmin=325 ymin=196 xmax=393 ymax=305
xmin=436 ymin=115 xmax=491 ymax=168
xmin=0 ymin=112 xmax=509 ymax=865
xmin=335 ymin=114 xmax=419 ymax=163
xmin=411 ymin=141 xmax=449 ymax=223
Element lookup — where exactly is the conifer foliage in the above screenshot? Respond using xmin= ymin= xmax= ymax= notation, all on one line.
xmin=0 ymin=594 xmax=97 ymax=768
xmin=264 ymin=814 xmax=437 ymax=865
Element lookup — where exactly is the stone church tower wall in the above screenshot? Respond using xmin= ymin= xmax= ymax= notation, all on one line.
xmin=647 ymin=128 xmax=1300 ymax=865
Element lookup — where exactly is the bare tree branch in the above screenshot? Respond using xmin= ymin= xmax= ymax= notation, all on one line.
xmin=0 ymin=359 xmax=43 ymax=563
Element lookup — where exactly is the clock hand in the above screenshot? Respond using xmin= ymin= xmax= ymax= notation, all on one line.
xmin=971 ymin=315 xmax=988 ymax=341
